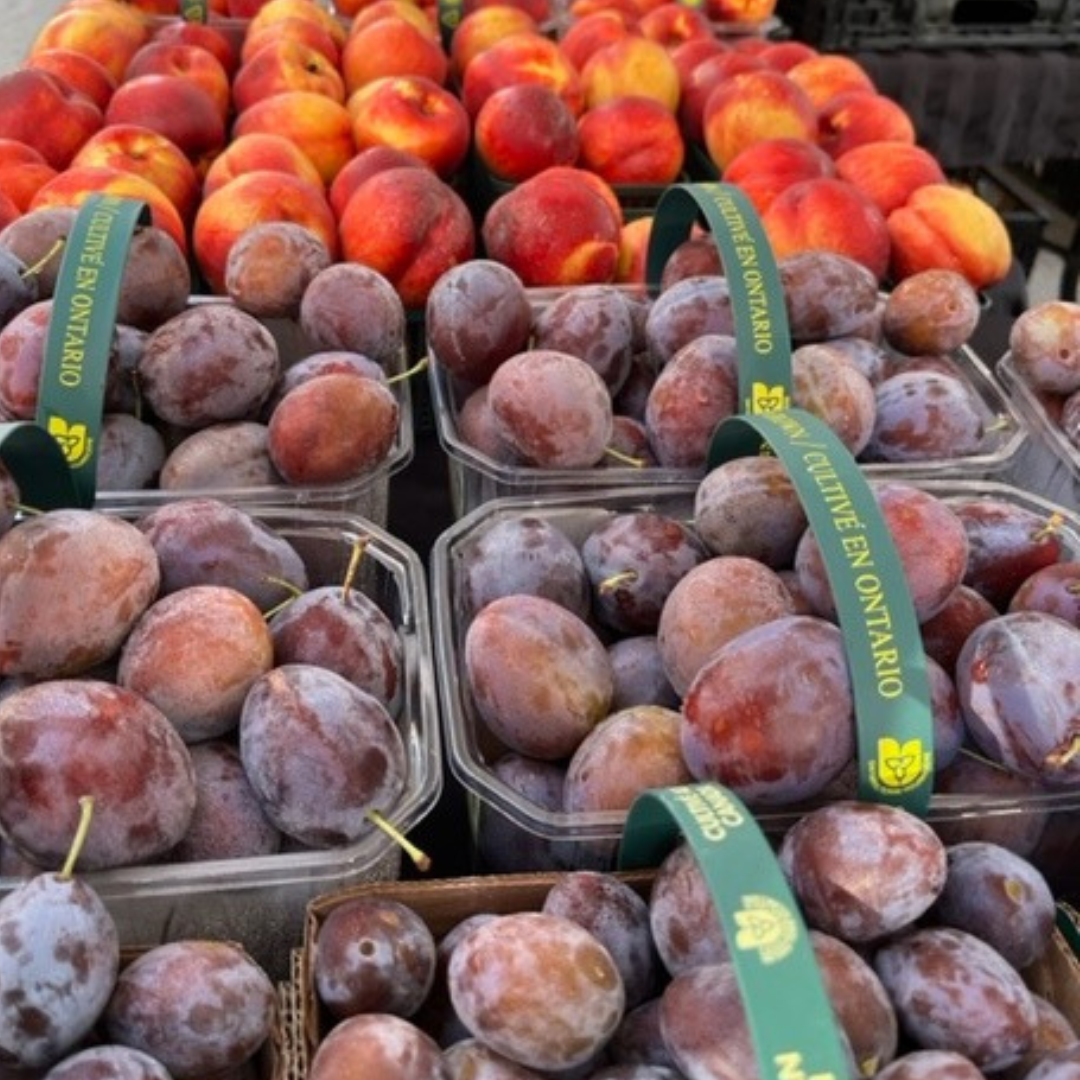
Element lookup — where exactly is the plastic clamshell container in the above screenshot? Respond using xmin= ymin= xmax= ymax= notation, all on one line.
xmin=94 ymin=304 xmax=415 ymax=523
xmin=0 ymin=505 xmax=442 ymax=983
xmin=996 ymin=350 xmax=1080 ymax=511
xmin=427 ymin=287 xmax=1029 ymax=519
xmin=430 ymin=479 xmax=1080 ymax=875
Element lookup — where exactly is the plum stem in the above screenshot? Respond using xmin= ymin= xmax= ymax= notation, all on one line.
xmin=983 ymin=415 xmax=1015 ymax=435
xmin=1032 ymin=512 xmax=1065 ymax=543
xmin=386 ymin=355 xmax=429 ymax=387
xmin=1046 ymin=733 xmax=1080 ymax=769
xmin=366 ymin=809 xmax=431 ymax=872
xmin=957 ymin=745 xmax=1014 ymax=774
xmin=598 ymin=569 xmax=638 ymax=594
xmin=60 ymin=795 xmax=94 ymax=880
xmin=341 ymin=537 xmax=369 ymax=603
xmin=261 ymin=576 xmax=305 ymax=621
xmin=20 ymin=238 xmax=64 ymax=280
xmin=603 ymin=446 xmax=647 ymax=468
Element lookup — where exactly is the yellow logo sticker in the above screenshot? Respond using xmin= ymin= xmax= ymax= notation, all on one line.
xmin=869 ymin=737 xmax=932 ymax=794
xmin=734 ymin=894 xmax=798 ymax=965
xmin=47 ymin=416 xmax=93 ymax=469
xmin=749 ymin=382 xmax=790 ymax=414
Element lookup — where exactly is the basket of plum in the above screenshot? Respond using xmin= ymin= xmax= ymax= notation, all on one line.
xmin=294 ymin=791 xmax=1080 ymax=1078
xmin=430 ymin=472 xmax=1080 ymax=899
xmin=424 ymin=247 xmax=1028 ymax=519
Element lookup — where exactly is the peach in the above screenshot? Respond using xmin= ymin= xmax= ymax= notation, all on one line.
xmin=887 ymin=182 xmax=1013 ymax=290
xmin=104 ymin=74 xmax=226 ymax=167
xmin=329 ymin=146 xmax=430 ymax=218
xmin=193 ymin=169 xmax=339 ymax=293
xmin=341 ymin=15 xmax=449 ymax=94
xmin=29 ymin=164 xmax=188 ymax=255
xmin=461 ymin=31 xmax=584 ymax=118
xmin=785 ymin=53 xmax=875 ymax=109
xmin=577 ymin=94 xmax=683 ymax=185
xmin=637 ymin=2 xmax=713 ymax=49
xmin=818 ymin=90 xmax=916 ymax=159
xmin=232 ymin=38 xmax=346 ymax=114
xmin=707 ymin=0 xmax=777 ymax=19
xmin=202 ymin=132 xmax=325 ymax=198
xmin=232 ymin=91 xmax=356 ymax=184
xmin=348 ymin=0 xmax=439 ymax=38
xmin=451 ymin=4 xmax=540 ymax=79
xmin=0 ymin=68 xmax=103 ymax=170
xmin=616 ymin=214 xmax=652 ymax=284
xmin=481 ymin=166 xmax=622 ymax=286
xmin=580 ymin=35 xmax=681 ymax=112
xmin=677 ymin=49 xmax=764 ymax=144
xmin=347 ymin=74 xmax=470 ymax=180
xmin=151 ymin=20 xmax=240 ymax=78
xmin=670 ymin=36 xmax=729 ymax=87
xmin=762 ymin=175 xmax=891 ymax=282
xmin=474 ymin=82 xmax=580 ymax=183
xmin=246 ymin=0 xmax=349 ymax=49
xmin=21 ymin=47 xmax=115 ymax=111
xmin=465 ymin=0 xmax=552 ymax=21
xmin=569 ymin=0 xmax=640 ymax=19
xmin=722 ymin=135 xmax=836 ymax=216
xmin=834 ymin=140 xmax=947 ymax=216
xmin=28 ymin=5 xmax=149 ymax=83
xmin=0 ymin=192 xmax=17 ymax=233
xmin=123 ymin=40 xmax=232 ymax=122
xmin=239 ymin=17 xmax=341 ymax=68
xmin=541 ymin=163 xmax=623 ymax=227
xmin=758 ymin=40 xmax=818 ymax=73
xmin=557 ymin=10 xmax=633 ymax=72
xmin=338 ymin=166 xmax=475 ymax=308
xmin=702 ymin=68 xmax=817 ymax=171
xmin=71 ymin=123 xmax=202 ymax=225
xmin=0 ymin=140 xmax=58 ymax=213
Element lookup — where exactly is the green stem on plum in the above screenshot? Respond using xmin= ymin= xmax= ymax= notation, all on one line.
xmin=12 ymin=502 xmax=43 ymax=517
xmin=60 ymin=795 xmax=94 ymax=880
xmin=385 ymin=355 xmax=429 ymax=387
xmin=366 ymin=809 xmax=431 ymax=872
xmin=598 ymin=570 xmax=638 ymax=594
xmin=261 ymin=577 xmax=305 ymax=621
xmin=1031 ymin=512 xmax=1064 ymax=543
xmin=20 ymin=238 xmax=64 ymax=281
xmin=341 ymin=537 xmax=369 ymax=604
xmin=983 ymin=415 xmax=1015 ymax=435
xmin=603 ymin=446 xmax=647 ymax=468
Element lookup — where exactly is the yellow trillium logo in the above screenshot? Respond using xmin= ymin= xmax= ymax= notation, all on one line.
xmin=870 ymin=737 xmax=932 ymax=794
xmin=733 ymin=894 xmax=798 ymax=965
xmin=47 ymin=416 xmax=93 ymax=469
xmin=750 ymin=382 xmax=790 ymax=414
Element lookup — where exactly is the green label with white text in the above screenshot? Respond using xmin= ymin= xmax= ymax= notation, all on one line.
xmin=37 ymin=193 xmax=151 ymax=508
xmin=707 ymin=408 xmax=935 ymax=814
xmin=647 ymin=182 xmax=792 ymax=415
xmin=619 ymin=783 xmax=849 ymax=1080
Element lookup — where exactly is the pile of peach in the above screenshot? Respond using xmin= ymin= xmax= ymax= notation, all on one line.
xmin=0 ymin=0 xmax=1013 ymax=312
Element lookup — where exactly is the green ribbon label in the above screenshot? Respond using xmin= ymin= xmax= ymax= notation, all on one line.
xmin=619 ymin=783 xmax=849 ymax=1080
xmin=646 ymin=182 xmax=792 ymax=415
xmin=438 ymin=0 xmax=465 ymax=49
xmin=180 ymin=0 xmax=210 ymax=21
xmin=37 ymin=193 xmax=150 ymax=509
xmin=0 ymin=422 xmax=80 ymax=511
xmin=708 ymin=408 xmax=935 ymax=814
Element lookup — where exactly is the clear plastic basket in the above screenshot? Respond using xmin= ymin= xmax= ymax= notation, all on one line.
xmin=0 ymin=504 xmax=442 ymax=983
xmin=431 ymin=479 xmax=1080 ymax=879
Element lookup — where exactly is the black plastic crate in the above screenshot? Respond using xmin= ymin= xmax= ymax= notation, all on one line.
xmin=777 ymin=0 xmax=1080 ymax=50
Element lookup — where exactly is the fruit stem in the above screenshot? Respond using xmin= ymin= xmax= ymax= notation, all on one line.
xmin=261 ymin=576 xmax=305 ymax=621
xmin=1032 ymin=512 xmax=1064 ymax=543
xmin=60 ymin=795 xmax=95 ymax=880
xmin=20 ymin=238 xmax=65 ymax=280
xmin=341 ymin=536 xmax=369 ymax=603
xmin=604 ymin=446 xmax=647 ymax=468
xmin=366 ymin=809 xmax=431 ymax=872
xmin=1046 ymin=733 xmax=1080 ymax=770
xmin=957 ymin=746 xmax=1013 ymax=774
xmin=386 ymin=355 xmax=429 ymax=386
xmin=598 ymin=569 xmax=638 ymax=594
xmin=983 ymin=414 xmax=1014 ymax=435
